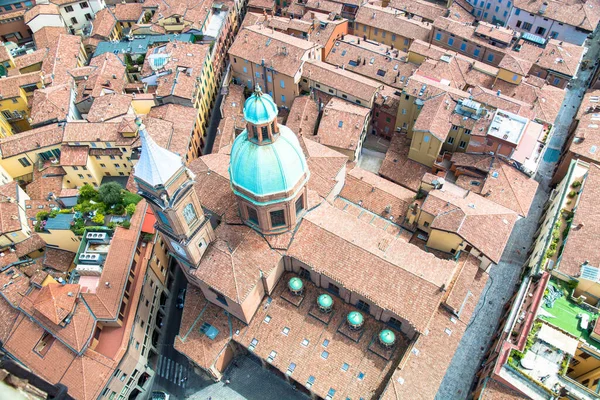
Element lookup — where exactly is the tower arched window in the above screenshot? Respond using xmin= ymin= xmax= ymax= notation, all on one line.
xmin=183 ymin=203 xmax=197 ymax=226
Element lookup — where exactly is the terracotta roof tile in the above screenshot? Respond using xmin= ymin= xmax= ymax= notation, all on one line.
xmin=91 ymin=8 xmax=117 ymax=39
xmin=30 ymin=83 xmax=73 ymax=126
xmin=287 ymin=95 xmax=320 ymax=137
xmin=33 ymin=283 xmax=79 ymax=325
xmin=315 ymin=97 xmax=370 ymax=152
xmin=59 ymin=352 xmax=114 ymax=400
xmin=512 ymin=0 xmax=600 ymax=32
xmin=379 ymin=134 xmax=430 ymax=191
xmin=340 ymin=167 xmax=415 ymax=221
xmin=478 ymin=377 xmax=529 ymax=399
xmin=355 ymin=4 xmax=432 ymax=42
xmin=229 ymin=26 xmax=319 ymax=77
xmin=43 ymin=247 xmax=75 ymax=272
xmin=304 ymin=59 xmax=382 ymax=102
xmin=0 ymin=124 xmax=64 ymax=158
xmin=82 ymin=201 xmax=145 ymax=320
xmin=423 ymin=187 xmax=518 ymax=263
xmin=112 ymin=3 xmax=143 ymax=21
xmin=147 ymin=103 xmax=197 ymax=157
xmin=3 ymin=315 xmax=77 ymax=384
xmin=14 ymin=49 xmax=48 ymax=70
xmin=413 ymin=93 xmax=454 ymax=141
xmin=0 ymin=71 xmax=42 ymax=99
xmin=87 ymin=93 xmax=133 ymax=123
xmin=288 ymin=202 xmax=456 ymax=333
xmin=558 ymin=164 xmax=600 ymax=276
xmin=214 ymin=84 xmax=246 ymax=153
xmin=24 ymin=3 xmax=60 ymax=24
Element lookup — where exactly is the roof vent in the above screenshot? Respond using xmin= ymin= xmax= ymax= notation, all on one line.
xmin=347 ymin=311 xmax=364 ymax=330
xmin=288 ymin=277 xmax=303 ymax=295
xmin=317 ymin=293 xmax=333 ymax=313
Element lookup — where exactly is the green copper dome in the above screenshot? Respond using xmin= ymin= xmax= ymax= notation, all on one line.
xmin=347 ymin=311 xmax=364 ymax=326
xmin=229 ymin=126 xmax=309 ymax=204
xmin=288 ymin=277 xmax=303 ymax=291
xmin=318 ymin=294 xmax=333 ymax=308
xmin=243 ymin=85 xmax=278 ymax=125
xmin=379 ymin=329 xmax=396 ymax=345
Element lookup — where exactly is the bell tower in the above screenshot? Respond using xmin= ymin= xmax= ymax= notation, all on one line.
xmin=132 ymin=118 xmax=215 ymax=269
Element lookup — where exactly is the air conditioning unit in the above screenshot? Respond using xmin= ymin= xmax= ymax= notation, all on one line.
xmin=78 ymin=253 xmax=101 ymax=263
xmin=86 ymin=232 xmax=108 ymax=242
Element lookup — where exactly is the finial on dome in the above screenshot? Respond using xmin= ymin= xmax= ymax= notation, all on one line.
xmin=254 ymin=83 xmax=263 ymax=96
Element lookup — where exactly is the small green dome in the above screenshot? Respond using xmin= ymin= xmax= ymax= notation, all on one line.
xmin=318 ymin=294 xmax=333 ymax=308
xmin=347 ymin=311 xmax=364 ymax=326
xmin=379 ymin=329 xmax=396 ymax=345
xmin=243 ymin=86 xmax=278 ymax=125
xmin=229 ymin=126 xmax=309 ymax=203
xmin=288 ymin=277 xmax=303 ymax=291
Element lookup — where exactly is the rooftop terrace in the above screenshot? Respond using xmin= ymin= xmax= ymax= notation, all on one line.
xmin=235 ymin=272 xmax=409 ymax=400
xmin=538 ymin=280 xmax=600 ymax=352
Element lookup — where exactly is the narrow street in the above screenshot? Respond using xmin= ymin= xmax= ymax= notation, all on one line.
xmin=435 ymin=33 xmax=600 ymax=400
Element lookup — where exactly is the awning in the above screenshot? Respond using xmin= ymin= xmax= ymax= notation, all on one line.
xmin=538 ymin=323 xmax=579 ymax=355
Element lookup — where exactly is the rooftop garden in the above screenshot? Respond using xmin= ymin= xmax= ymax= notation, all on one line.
xmin=539 ymin=279 xmax=600 ymax=351
xmin=36 ymin=183 xmax=142 ymax=235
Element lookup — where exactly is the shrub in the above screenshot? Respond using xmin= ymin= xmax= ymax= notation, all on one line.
xmin=122 ymin=191 xmax=142 ymax=206
xmin=36 ymin=211 xmax=49 ymax=221
xmin=112 ymin=204 xmax=125 ymax=215
xmin=79 ymin=184 xmax=97 ymax=200
xmin=571 ymin=180 xmax=581 ymax=188
xmin=98 ymin=182 xmax=123 ymax=205
xmin=59 ymin=209 xmax=73 ymax=214
xmin=107 ymin=222 xmax=117 ymax=229
xmin=567 ymin=190 xmax=577 ymax=198
xmin=126 ymin=203 xmax=137 ymax=216
xmin=49 ymin=209 xmax=59 ymax=218
xmin=92 ymin=213 xmax=105 ymax=224
xmin=122 ymin=221 xmax=131 ymax=229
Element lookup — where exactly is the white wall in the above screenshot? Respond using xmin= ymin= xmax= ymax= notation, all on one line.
xmin=60 ymin=0 xmax=105 ymax=33
xmin=27 ymin=14 xmax=66 ymax=34
xmin=506 ymin=8 xmax=589 ymax=45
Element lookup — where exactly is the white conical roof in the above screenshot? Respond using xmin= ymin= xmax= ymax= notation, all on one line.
xmin=133 ymin=120 xmax=183 ymax=187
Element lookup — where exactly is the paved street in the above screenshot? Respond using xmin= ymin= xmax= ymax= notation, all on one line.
xmin=435 ymin=34 xmax=600 ymax=400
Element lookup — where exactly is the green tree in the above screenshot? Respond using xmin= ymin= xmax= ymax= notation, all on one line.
xmin=92 ymin=213 xmax=105 ymax=224
xmin=98 ymin=182 xmax=123 ymax=206
xmin=125 ymin=203 xmax=137 ymax=216
xmin=79 ymin=184 xmax=97 ymax=200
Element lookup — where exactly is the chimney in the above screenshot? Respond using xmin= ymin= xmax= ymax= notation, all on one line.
xmin=539 ymin=1 xmax=548 ymax=14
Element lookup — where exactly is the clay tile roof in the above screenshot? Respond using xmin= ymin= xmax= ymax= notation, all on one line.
xmin=59 ymin=353 xmax=114 ymax=400
xmin=423 ymin=188 xmax=518 ymax=263
xmin=33 ymin=283 xmax=80 ymax=325
xmin=0 ymin=296 xmax=19 ymax=342
xmin=510 ymin=39 xmax=583 ymax=78
xmin=478 ymin=377 xmax=529 ymax=399
xmin=513 ymin=0 xmax=600 ymax=32
xmin=87 ymin=93 xmax=133 ymax=122
xmin=82 ymin=201 xmax=145 ymax=320
xmin=388 ymin=0 xmax=447 ymax=22
xmin=286 ymin=95 xmax=319 ymax=138
xmin=24 ymin=3 xmax=60 ymax=24
xmin=558 ymin=164 xmax=600 ymax=276
xmin=91 ymin=8 xmax=117 ymax=39
xmin=288 ymin=202 xmax=456 ymax=333
xmin=32 ymin=26 xmax=66 ymax=50
xmin=229 ymin=26 xmax=319 ymax=77
xmin=63 ymin=121 xmax=120 ymax=143
xmin=147 ymin=103 xmax=196 ymax=156
xmin=315 ymin=97 xmax=370 ymax=152
xmin=30 ymin=83 xmax=73 ymax=126
xmin=60 ymin=145 xmax=89 ymax=167
xmin=213 ymin=84 xmax=246 ymax=153
xmin=303 ymin=59 xmax=382 ymax=102
xmin=192 ymin=224 xmax=283 ymax=302
xmin=0 ymin=71 xmax=42 ymax=99
xmin=117 ymin=117 xmax=138 ymax=134
xmin=379 ymin=134 xmax=430 ymax=191
xmin=304 ymin=0 xmax=343 ymax=13
xmin=0 ymin=182 xmax=21 ymax=234
xmin=112 ymin=3 xmax=143 ymax=21
xmin=341 ymin=167 xmax=416 ymax=221
xmin=474 ymin=21 xmax=515 ymax=44
xmin=14 ymin=49 xmax=48 ymax=70
xmin=355 ymin=4 xmax=432 ymax=41
xmin=0 ymin=123 xmax=64 ymax=158
xmin=413 ymin=93 xmax=454 ymax=141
